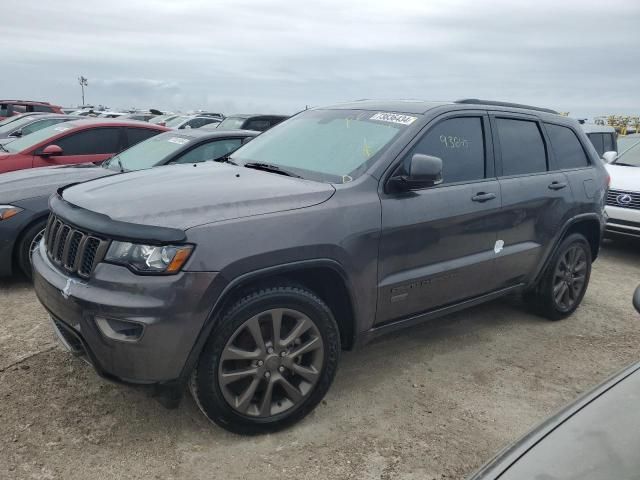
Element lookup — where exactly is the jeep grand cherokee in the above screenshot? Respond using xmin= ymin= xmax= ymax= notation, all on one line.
xmin=32 ymin=99 xmax=608 ymax=434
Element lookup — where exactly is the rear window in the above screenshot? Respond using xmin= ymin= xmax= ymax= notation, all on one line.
xmin=496 ymin=118 xmax=547 ymax=176
xmin=546 ymin=124 xmax=590 ymax=169
xmin=218 ymin=117 xmax=246 ymax=130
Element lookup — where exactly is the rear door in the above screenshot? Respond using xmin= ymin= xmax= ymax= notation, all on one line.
xmin=32 ymin=127 xmax=122 ymax=167
xmin=491 ymin=114 xmax=573 ymax=288
xmin=123 ymin=127 xmax=162 ymax=148
xmin=376 ymin=112 xmax=502 ymax=324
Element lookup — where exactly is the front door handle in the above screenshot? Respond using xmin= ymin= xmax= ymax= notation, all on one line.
xmin=471 ymin=192 xmax=497 ymax=202
xmin=548 ymin=181 xmax=568 ymax=190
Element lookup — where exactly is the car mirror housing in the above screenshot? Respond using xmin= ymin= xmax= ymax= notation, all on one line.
xmin=390 ymin=154 xmax=443 ymax=191
xmin=9 ymin=129 xmax=22 ymax=138
xmin=40 ymin=144 xmax=64 ymax=157
xmin=602 ymin=151 xmax=617 ymax=163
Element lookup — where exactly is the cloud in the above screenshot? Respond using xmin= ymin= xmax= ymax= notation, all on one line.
xmin=2 ymin=0 xmax=639 ymax=117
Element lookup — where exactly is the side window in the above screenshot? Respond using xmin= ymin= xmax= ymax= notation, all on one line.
xmin=603 ymin=133 xmax=615 ymax=153
xmin=33 ymin=105 xmax=54 ymax=113
xmin=401 ymin=116 xmax=486 ymax=184
xmin=126 ymin=128 xmax=160 ymax=147
xmin=173 ymin=139 xmax=243 ymax=164
xmin=22 ymin=119 xmax=66 ymax=135
xmin=587 ymin=133 xmax=605 ymax=157
xmin=245 ymin=120 xmax=271 ymax=131
xmin=545 ymin=123 xmax=589 ymax=169
xmin=0 ymin=104 xmax=9 ymax=116
xmin=186 ymin=118 xmax=207 ymax=129
xmin=496 ymin=118 xmax=547 ymax=176
xmin=53 ymin=128 xmax=121 ymax=155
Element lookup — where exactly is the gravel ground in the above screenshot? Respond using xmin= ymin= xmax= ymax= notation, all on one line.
xmin=1 ymin=238 xmax=639 ymax=480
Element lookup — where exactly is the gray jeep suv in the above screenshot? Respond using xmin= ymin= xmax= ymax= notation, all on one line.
xmin=32 ymin=99 xmax=608 ymax=434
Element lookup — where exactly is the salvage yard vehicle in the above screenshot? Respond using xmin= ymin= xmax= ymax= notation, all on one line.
xmin=215 ymin=114 xmax=288 ymax=132
xmin=165 ymin=114 xmax=221 ymax=130
xmin=468 ymin=284 xmax=640 ymax=480
xmin=0 ymin=128 xmax=256 ymax=278
xmin=0 ymin=118 xmax=166 ymax=174
xmin=0 ymin=100 xmax=63 ymax=120
xmin=32 ymin=99 xmax=608 ymax=434
xmin=0 ymin=114 xmax=80 ymax=142
xmin=603 ymin=134 xmax=640 ymax=237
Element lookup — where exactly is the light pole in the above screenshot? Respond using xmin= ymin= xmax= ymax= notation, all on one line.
xmin=78 ymin=76 xmax=88 ymax=106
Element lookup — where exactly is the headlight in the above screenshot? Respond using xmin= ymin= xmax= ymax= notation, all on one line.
xmin=105 ymin=241 xmax=193 ymax=274
xmin=0 ymin=205 xmax=23 ymax=221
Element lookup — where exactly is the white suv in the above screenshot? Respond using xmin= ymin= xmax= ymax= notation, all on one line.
xmin=604 ymin=134 xmax=640 ymax=237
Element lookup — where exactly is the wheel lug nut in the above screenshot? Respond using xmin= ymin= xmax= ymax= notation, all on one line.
xmin=280 ymin=351 xmax=286 ymax=357
xmin=257 ymin=360 xmax=264 ymax=367
xmin=267 ymin=347 xmax=274 ymax=354
xmin=264 ymin=371 xmax=271 ymax=378
xmin=278 ymin=366 xmax=285 ymax=373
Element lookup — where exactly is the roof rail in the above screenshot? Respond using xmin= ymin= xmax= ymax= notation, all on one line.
xmin=455 ymin=98 xmax=558 ymax=115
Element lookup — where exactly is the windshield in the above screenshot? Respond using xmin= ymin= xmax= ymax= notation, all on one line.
xmin=165 ymin=115 xmax=189 ymax=127
xmin=0 ymin=115 xmax=40 ymax=134
xmin=105 ymin=133 xmax=193 ymax=171
xmin=2 ymin=122 xmax=75 ymax=153
xmin=615 ymin=139 xmax=640 ymax=167
xmin=230 ymin=109 xmax=414 ymax=182
xmin=218 ymin=117 xmax=246 ymax=130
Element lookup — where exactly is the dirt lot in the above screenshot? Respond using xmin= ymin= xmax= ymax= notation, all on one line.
xmin=1 ymin=238 xmax=639 ymax=480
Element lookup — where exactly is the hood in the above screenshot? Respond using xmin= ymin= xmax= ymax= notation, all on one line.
xmin=606 ymin=164 xmax=640 ymax=192
xmin=61 ymin=162 xmax=336 ymax=230
xmin=0 ymin=164 xmax=114 ymax=204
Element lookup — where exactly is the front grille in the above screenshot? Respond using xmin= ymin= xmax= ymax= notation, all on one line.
xmin=606 ymin=189 xmax=640 ymax=210
xmin=44 ymin=215 xmax=109 ymax=278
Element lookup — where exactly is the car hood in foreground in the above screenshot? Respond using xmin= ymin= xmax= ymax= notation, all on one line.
xmin=0 ymin=164 xmax=114 ymax=204
xmin=61 ymin=162 xmax=336 ymax=230
xmin=606 ymin=164 xmax=640 ymax=192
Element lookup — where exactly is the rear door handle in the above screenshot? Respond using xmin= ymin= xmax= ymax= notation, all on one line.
xmin=471 ymin=192 xmax=497 ymax=202
xmin=548 ymin=181 xmax=568 ymax=190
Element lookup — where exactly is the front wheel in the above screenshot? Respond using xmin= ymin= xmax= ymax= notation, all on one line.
xmin=190 ymin=285 xmax=340 ymax=434
xmin=17 ymin=220 xmax=47 ymax=280
xmin=526 ymin=233 xmax=592 ymax=321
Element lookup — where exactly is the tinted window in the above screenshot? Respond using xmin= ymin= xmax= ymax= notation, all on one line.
xmin=603 ymin=133 xmax=615 ymax=153
xmin=245 ymin=119 xmax=270 ymax=131
xmin=403 ymin=117 xmax=485 ymax=184
xmin=125 ymin=127 xmax=160 ymax=147
xmin=21 ymin=118 xmax=68 ymax=135
xmin=173 ymin=138 xmax=243 ymax=164
xmin=587 ymin=133 xmax=605 ymax=157
xmin=32 ymin=105 xmax=54 ymax=113
xmin=496 ymin=118 xmax=547 ymax=176
xmin=53 ymin=128 xmax=121 ymax=155
xmin=546 ymin=124 xmax=589 ymax=169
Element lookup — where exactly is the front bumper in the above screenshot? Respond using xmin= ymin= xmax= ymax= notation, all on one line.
xmin=605 ymin=205 xmax=640 ymax=238
xmin=32 ymin=241 xmax=219 ymax=384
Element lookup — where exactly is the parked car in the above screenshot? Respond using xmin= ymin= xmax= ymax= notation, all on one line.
xmin=0 ymin=129 xmax=256 ymax=278
xmin=581 ymin=123 xmax=618 ymax=158
xmin=468 ymin=284 xmax=640 ymax=480
xmin=0 ymin=114 xmax=79 ymax=141
xmin=602 ymin=134 xmax=640 ymax=237
xmin=0 ymin=112 xmax=49 ymax=127
xmin=0 ymin=119 xmax=167 ymax=174
xmin=165 ymin=115 xmax=221 ymax=129
xmin=32 ymin=99 xmax=607 ymax=434
xmin=0 ymin=100 xmax=64 ymax=120
xmin=149 ymin=114 xmax=179 ymax=126
xmin=215 ymin=114 xmax=288 ymax=132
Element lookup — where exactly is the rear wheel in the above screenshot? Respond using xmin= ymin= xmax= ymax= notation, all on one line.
xmin=190 ymin=284 xmax=340 ymax=434
xmin=526 ymin=233 xmax=592 ymax=320
xmin=16 ymin=219 xmax=47 ymax=280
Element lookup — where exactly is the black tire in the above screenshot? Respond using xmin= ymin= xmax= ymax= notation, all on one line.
xmin=16 ymin=219 xmax=47 ymax=280
xmin=190 ymin=284 xmax=340 ymax=434
xmin=526 ymin=233 xmax=592 ymax=321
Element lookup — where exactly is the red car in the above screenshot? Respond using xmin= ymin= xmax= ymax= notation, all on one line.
xmin=0 ymin=100 xmax=64 ymax=120
xmin=0 ymin=119 xmax=168 ymax=174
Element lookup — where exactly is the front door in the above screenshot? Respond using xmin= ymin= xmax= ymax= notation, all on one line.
xmin=376 ymin=113 xmax=502 ymax=325
xmin=32 ymin=127 xmax=122 ymax=168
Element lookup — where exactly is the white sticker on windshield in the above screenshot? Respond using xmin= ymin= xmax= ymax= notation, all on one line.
xmin=370 ymin=112 xmax=417 ymax=125
xmin=54 ymin=126 xmax=71 ymax=132
xmin=167 ymin=137 xmax=189 ymax=145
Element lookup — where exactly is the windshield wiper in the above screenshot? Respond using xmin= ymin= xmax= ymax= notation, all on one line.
xmin=104 ymin=155 xmax=125 ymax=172
xmin=243 ymin=162 xmax=302 ymax=178
xmin=215 ymin=154 xmax=237 ymax=165
xmin=0 ymin=144 xmax=8 ymax=153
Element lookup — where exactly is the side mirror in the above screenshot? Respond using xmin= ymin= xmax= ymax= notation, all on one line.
xmin=634 ymin=285 xmax=640 ymax=314
xmin=40 ymin=144 xmax=63 ymax=157
xmin=602 ymin=151 xmax=618 ymax=163
xmin=9 ymin=129 xmax=22 ymax=138
xmin=390 ymin=154 xmax=443 ymax=191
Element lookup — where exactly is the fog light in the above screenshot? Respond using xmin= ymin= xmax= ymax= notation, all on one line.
xmin=95 ymin=317 xmax=144 ymax=342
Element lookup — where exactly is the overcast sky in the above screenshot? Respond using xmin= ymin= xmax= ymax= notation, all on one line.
xmin=3 ymin=0 xmax=639 ymax=118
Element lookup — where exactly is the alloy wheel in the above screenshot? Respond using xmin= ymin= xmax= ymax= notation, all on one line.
xmin=552 ymin=245 xmax=587 ymax=311
xmin=218 ymin=308 xmax=324 ymax=418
